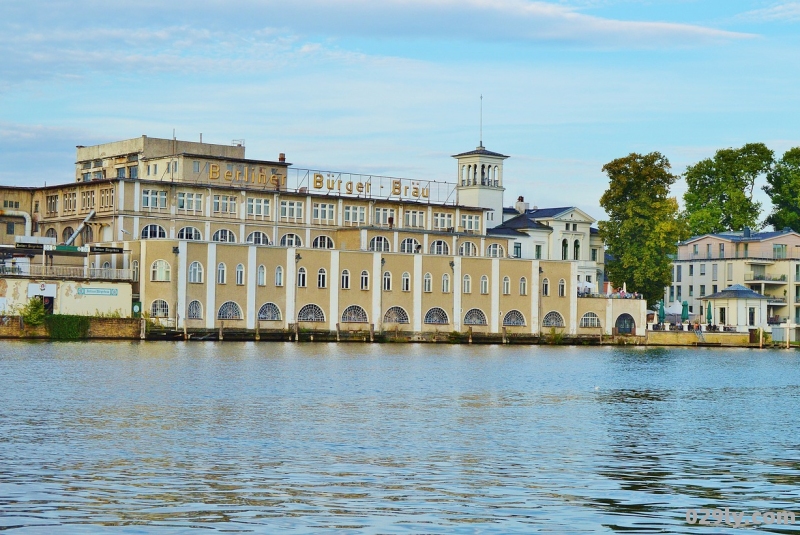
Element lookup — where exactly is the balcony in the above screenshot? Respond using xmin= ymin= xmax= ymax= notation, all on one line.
xmin=744 ymin=273 xmax=787 ymax=283
xmin=0 ymin=264 xmax=132 ymax=281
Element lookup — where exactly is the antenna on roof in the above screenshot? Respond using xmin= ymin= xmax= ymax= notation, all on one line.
xmin=479 ymin=94 xmax=483 ymax=149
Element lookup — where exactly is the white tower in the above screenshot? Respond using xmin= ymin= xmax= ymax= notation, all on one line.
xmin=453 ymin=144 xmax=508 ymax=229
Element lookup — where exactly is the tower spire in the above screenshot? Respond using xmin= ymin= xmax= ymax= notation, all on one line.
xmin=479 ymin=94 xmax=483 ymax=148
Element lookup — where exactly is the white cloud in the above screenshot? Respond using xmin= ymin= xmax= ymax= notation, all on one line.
xmin=738 ymin=2 xmax=800 ymax=22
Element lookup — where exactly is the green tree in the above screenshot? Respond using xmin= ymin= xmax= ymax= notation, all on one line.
xmin=599 ymin=152 xmax=688 ymax=306
xmin=683 ymin=143 xmax=774 ymax=235
xmin=763 ymin=147 xmax=800 ymax=232
xmin=20 ymin=297 xmax=46 ymax=326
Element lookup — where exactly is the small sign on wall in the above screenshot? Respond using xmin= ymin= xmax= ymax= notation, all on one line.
xmin=28 ymin=283 xmax=56 ymax=298
xmin=77 ymin=288 xmax=118 ymax=296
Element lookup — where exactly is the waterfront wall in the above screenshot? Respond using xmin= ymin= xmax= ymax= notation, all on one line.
xmin=0 ymin=316 xmax=141 ymax=340
xmin=646 ymin=330 xmax=750 ymax=346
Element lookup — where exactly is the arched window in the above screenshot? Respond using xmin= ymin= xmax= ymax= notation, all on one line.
xmin=217 ymin=301 xmax=243 ymax=320
xmin=235 ymin=263 xmax=245 ymax=285
xmin=382 ymin=271 xmax=392 ymax=291
xmin=520 ymin=277 xmax=528 ymax=296
xmin=459 ymin=242 xmax=477 ymax=257
xmin=132 ymin=260 xmax=139 ymax=282
xmin=341 ymin=269 xmax=350 ymax=289
xmin=463 ymin=274 xmax=471 ymax=294
xmin=580 ymin=312 xmax=601 ymax=328
xmin=141 ymin=224 xmax=166 ymax=239
xmin=82 ymin=226 xmax=94 ymax=244
xmin=369 ymin=236 xmax=391 ymax=252
xmin=312 ymin=235 xmax=334 ymax=249
xmin=558 ymin=278 xmax=566 ymax=297
xmin=317 ymin=268 xmax=327 ymax=288
xmin=503 ymin=276 xmax=510 ymax=295
xmin=151 ymin=299 xmax=169 ymax=318
xmin=188 ymin=261 xmax=203 ymax=284
xmin=400 ymin=238 xmax=420 ymax=254
xmin=297 ymin=267 xmax=307 ymax=287
xmin=360 ymin=270 xmax=369 ymax=290
xmin=464 ymin=308 xmax=487 ymax=325
xmin=424 ymin=307 xmax=449 ymax=325
xmin=442 ymin=273 xmax=450 ymax=293
xmin=616 ymin=313 xmax=636 ymax=334
xmin=217 ymin=262 xmax=226 ymax=284
xmin=503 ymin=310 xmax=526 ymax=326
xmin=187 ymin=300 xmax=202 ymax=319
xmin=423 ymin=272 xmax=432 ymax=293
xmin=62 ymin=227 xmax=74 ymax=243
xmin=280 ymin=233 xmax=302 ymax=247
xmin=480 ymin=275 xmax=489 ymax=294
xmin=486 ymin=244 xmax=504 ymax=258
xmin=430 ymin=240 xmax=449 ymax=255
xmin=562 ymin=239 xmax=568 ymax=260
xmin=542 ymin=278 xmax=549 ymax=296
xmin=297 ymin=304 xmax=325 ymax=322
xmin=543 ymin=311 xmax=565 ymax=327
xmin=574 ymin=239 xmax=580 ymax=260
xmin=178 ymin=226 xmax=202 ymax=240
xmin=45 ymin=228 xmax=57 ymax=239
xmin=257 ymin=265 xmax=266 ymax=286
xmin=341 ymin=305 xmax=368 ymax=323
xmin=275 ymin=266 xmax=284 ymax=286
xmin=246 ymin=231 xmax=270 ymax=245
xmin=258 ymin=302 xmax=282 ymax=321
xmin=150 ymin=259 xmax=171 ymax=281
xmin=401 ymin=272 xmax=411 ymax=292
xmin=384 ymin=306 xmax=409 ymax=324
xmin=213 ymin=229 xmax=236 ymax=243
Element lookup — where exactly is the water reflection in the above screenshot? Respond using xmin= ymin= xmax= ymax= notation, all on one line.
xmin=1 ymin=342 xmax=800 ymax=533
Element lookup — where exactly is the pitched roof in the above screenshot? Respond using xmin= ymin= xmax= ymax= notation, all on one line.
xmin=704 ymin=284 xmax=768 ymax=300
xmin=496 ymin=212 xmax=553 ymax=231
xmin=452 ymin=145 xmax=509 ymax=159
xmin=681 ymin=229 xmax=799 ymax=245
xmin=486 ymin=227 xmax=528 ymax=237
xmin=525 ymin=207 xmax=574 ymax=219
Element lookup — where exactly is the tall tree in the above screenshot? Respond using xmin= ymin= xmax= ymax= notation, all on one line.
xmin=682 ymin=143 xmax=774 ymax=235
xmin=763 ymin=147 xmax=800 ymax=232
xmin=599 ymin=152 xmax=688 ymax=306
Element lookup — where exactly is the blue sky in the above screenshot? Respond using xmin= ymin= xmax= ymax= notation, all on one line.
xmin=2 ymin=0 xmax=799 ymax=221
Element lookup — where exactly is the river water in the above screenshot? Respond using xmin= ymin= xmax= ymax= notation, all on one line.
xmin=2 ymin=342 xmax=800 ymax=534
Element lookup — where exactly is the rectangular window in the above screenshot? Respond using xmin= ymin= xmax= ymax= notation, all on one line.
xmin=700 ymin=264 xmax=706 ymax=276
xmin=81 ymin=172 xmax=90 ymax=182
xmin=374 ymin=207 xmax=395 ymax=226
xmin=172 ymin=161 xmax=178 ymax=173
xmin=712 ymin=284 xmax=718 ymax=294
xmin=193 ymin=161 xmax=200 ymax=173
xmin=693 ymin=244 xmax=698 ymax=255
xmin=313 ymin=203 xmax=335 ymax=223
xmin=565 ymin=223 xmax=570 ymax=230
xmin=280 ymin=200 xmax=303 ymax=220
xmin=676 ymin=285 xmax=682 ymax=302
xmin=535 ymin=244 xmax=542 ymax=259
xmin=712 ymin=264 xmax=718 ymax=281
xmin=343 ymin=205 xmax=366 ymax=225
xmin=129 ymin=166 xmax=138 ymax=178
xmin=513 ymin=242 xmax=522 ymax=258
xmin=689 ymin=285 xmax=694 ymax=297
xmin=433 ymin=212 xmax=453 ymax=230
xmin=676 ymin=265 xmax=682 ymax=283
xmin=461 ymin=214 xmax=480 ymax=232
xmin=404 ymin=210 xmax=425 ymax=228
xmin=99 ymin=188 xmax=114 ymax=209
xmin=719 ymin=243 xmax=725 ymax=258
xmin=213 ymin=195 xmax=238 ymax=215
xmin=34 ymin=201 xmax=39 ymax=213
xmin=116 ymin=168 xmax=126 ymax=178
xmin=591 ymin=248 xmax=597 ymax=262
xmin=700 ymin=284 xmax=706 ymax=296
xmin=669 ymin=286 xmax=674 ymax=302
xmin=246 ymin=198 xmax=270 ymax=219
xmin=46 ymin=195 xmax=58 ymax=214
xmin=706 ymin=243 xmax=712 ymax=259
xmin=81 ymin=191 xmax=95 ymax=209
xmin=178 ymin=192 xmax=203 ymax=212
xmin=727 ymin=263 xmax=733 ymax=281
xmin=142 ymin=189 xmax=167 ymax=209
xmin=6 ymin=222 xmax=14 ymax=235
xmin=774 ymin=244 xmax=788 ymax=259
xmin=689 ymin=264 xmax=694 ymax=276
xmin=63 ymin=192 xmax=77 ymax=212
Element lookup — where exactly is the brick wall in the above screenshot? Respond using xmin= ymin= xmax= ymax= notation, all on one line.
xmin=0 ymin=316 xmax=141 ymax=340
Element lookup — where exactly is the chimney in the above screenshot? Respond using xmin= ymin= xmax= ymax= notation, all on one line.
xmin=515 ymin=196 xmax=529 ymax=214
xmin=743 ymin=226 xmax=751 ymax=238
xmin=278 ymin=153 xmax=286 ymax=163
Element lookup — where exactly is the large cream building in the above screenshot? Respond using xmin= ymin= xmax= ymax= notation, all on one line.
xmin=0 ymin=136 xmax=645 ymax=336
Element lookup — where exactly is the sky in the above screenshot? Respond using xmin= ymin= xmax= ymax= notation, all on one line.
xmin=2 ymin=0 xmax=800 ymax=223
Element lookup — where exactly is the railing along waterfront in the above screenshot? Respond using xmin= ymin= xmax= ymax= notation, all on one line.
xmin=0 ymin=264 xmax=132 ymax=281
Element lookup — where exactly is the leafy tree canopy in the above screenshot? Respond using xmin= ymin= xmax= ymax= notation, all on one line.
xmin=683 ymin=143 xmax=774 ymax=235
xmin=599 ymin=152 xmax=688 ymax=306
xmin=763 ymin=147 xmax=800 ymax=232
